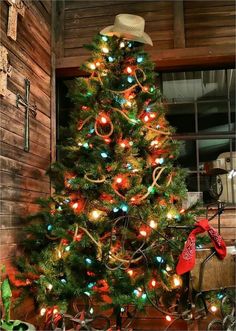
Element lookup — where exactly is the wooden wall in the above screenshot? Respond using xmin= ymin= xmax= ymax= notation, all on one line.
xmin=0 ymin=0 xmax=54 ymax=263
xmin=56 ymin=0 xmax=235 ymax=74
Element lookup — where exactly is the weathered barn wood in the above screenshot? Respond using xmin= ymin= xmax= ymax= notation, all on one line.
xmin=0 ymin=0 xmax=54 ymax=263
xmin=55 ymin=0 xmax=235 ymax=73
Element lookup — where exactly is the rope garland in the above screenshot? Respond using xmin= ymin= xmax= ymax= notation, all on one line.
xmin=77 ymin=116 xmax=93 ymax=130
xmin=94 ymin=119 xmax=114 ymax=137
xmin=84 ymin=173 xmax=106 ymax=183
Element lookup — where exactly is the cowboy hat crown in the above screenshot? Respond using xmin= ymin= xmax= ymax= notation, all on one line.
xmin=100 ymin=14 xmax=153 ymax=46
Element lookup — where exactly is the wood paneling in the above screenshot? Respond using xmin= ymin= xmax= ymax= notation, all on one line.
xmin=0 ymin=0 xmax=53 ymax=263
xmin=62 ymin=0 xmax=174 ymax=60
xmin=56 ymin=0 xmax=235 ymax=72
xmin=185 ymin=1 xmax=235 ymax=48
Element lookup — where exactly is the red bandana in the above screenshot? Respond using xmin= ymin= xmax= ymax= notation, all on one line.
xmin=176 ymin=219 xmax=226 ymax=275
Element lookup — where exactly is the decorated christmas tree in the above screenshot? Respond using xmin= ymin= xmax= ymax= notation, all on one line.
xmin=14 ymin=14 xmax=230 ymax=330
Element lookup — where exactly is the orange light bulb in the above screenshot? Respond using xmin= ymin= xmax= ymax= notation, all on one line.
xmin=126 ymin=66 xmax=132 ymax=74
xmin=127 ymin=269 xmax=133 ymax=276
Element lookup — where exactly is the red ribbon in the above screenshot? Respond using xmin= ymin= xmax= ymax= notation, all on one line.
xmin=176 ymin=219 xmax=226 ymax=275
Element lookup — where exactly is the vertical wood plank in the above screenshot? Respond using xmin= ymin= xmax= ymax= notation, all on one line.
xmin=50 ymin=0 xmax=56 ymax=194
xmin=55 ymin=0 xmax=65 ymax=58
xmin=173 ymin=0 xmax=186 ymax=48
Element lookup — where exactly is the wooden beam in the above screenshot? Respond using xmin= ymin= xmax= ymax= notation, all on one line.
xmin=55 ymin=0 xmax=65 ymax=58
xmin=173 ymin=0 xmax=185 ymax=48
xmin=56 ymin=45 xmax=235 ymax=77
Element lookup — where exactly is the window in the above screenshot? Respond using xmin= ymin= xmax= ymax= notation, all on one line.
xmin=161 ymin=69 xmax=235 ymax=205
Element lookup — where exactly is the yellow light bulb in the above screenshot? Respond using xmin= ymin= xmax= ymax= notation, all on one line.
xmin=127 ymin=66 xmax=132 ymax=73
xmin=120 ymin=41 xmax=125 ymax=48
xmin=40 ymin=308 xmax=46 ymax=316
xmin=166 ymin=315 xmax=172 ymax=322
xmin=53 ymin=308 xmax=58 ymax=314
xmin=120 ymin=143 xmax=126 ymax=148
xmin=91 ymin=210 xmax=100 ymax=220
xmin=151 ymin=140 xmax=158 ymax=147
xmin=89 ymin=63 xmax=96 ymax=70
xmin=116 ymin=177 xmax=122 ymax=183
xmin=47 ymin=283 xmax=53 ymax=291
xmin=149 ymin=220 xmax=157 ymax=229
xmin=172 ymin=274 xmax=182 ymax=288
xmin=166 ymin=265 xmax=172 ymax=272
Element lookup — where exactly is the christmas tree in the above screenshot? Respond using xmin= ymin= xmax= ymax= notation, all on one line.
xmin=15 ymin=14 xmax=208 ymax=329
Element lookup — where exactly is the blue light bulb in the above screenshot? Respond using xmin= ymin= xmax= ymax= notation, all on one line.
xmin=83 ymin=142 xmax=89 ymax=149
xmin=137 ymin=56 xmax=144 ymax=63
xmin=102 ymin=36 xmax=108 ymax=41
xmin=156 ymin=256 xmax=164 ymax=263
xmin=141 ymin=293 xmax=147 ymax=299
xmin=121 ymin=204 xmax=128 ymax=212
xmin=108 ymin=56 xmax=114 ymax=62
xmin=88 ymin=282 xmax=94 ymax=288
xmin=89 ymin=128 xmax=95 ymax=134
xmin=84 ymin=291 xmax=91 ymax=296
xmin=65 ymin=245 xmax=70 ymax=251
xmin=113 ymin=207 xmax=119 ymax=213
xmin=61 ymin=278 xmax=67 ymax=283
xmin=101 ymin=152 xmax=108 ymax=158
xmin=127 ymin=163 xmax=132 ymax=170
xmin=217 ymin=293 xmax=224 ymax=299
xmin=47 ymin=224 xmax=52 ymax=231
xmin=85 ymin=258 xmax=92 ymax=264
xmin=127 ymin=76 xmax=133 ymax=83
xmin=133 ymin=289 xmax=139 ymax=296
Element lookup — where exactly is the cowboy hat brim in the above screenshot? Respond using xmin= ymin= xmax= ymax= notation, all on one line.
xmin=100 ymin=25 xmax=153 ymax=46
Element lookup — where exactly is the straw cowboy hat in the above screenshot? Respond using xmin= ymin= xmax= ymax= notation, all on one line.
xmin=100 ymin=14 xmax=153 ymax=46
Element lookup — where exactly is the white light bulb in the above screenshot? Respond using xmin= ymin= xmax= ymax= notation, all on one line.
xmin=210 ymin=305 xmax=217 ymax=313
